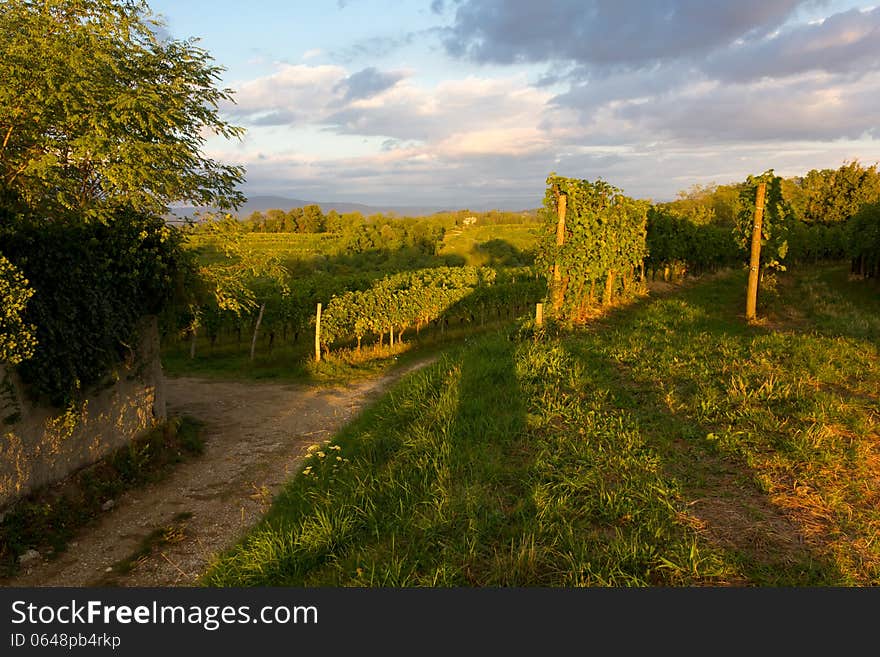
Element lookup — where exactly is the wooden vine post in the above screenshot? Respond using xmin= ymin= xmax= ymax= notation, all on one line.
xmin=745 ymin=181 xmax=767 ymax=322
xmin=552 ymin=188 xmax=567 ymax=313
xmin=314 ymin=302 xmax=322 ymax=362
xmin=535 ymin=302 xmax=544 ymax=327
xmin=250 ymin=302 xmax=266 ymax=362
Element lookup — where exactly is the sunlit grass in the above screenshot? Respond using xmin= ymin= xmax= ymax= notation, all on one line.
xmin=203 ymin=264 xmax=880 ymax=586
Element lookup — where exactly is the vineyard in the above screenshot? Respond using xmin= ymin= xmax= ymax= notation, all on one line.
xmin=7 ymin=0 xmax=880 ymax=626
xmin=156 ymin=164 xmax=880 ymax=387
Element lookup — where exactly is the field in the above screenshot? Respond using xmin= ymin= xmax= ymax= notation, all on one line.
xmin=438 ymin=223 xmax=541 ymax=266
xmin=162 ymin=221 xmax=545 ymax=383
xmin=201 ymin=264 xmax=880 ymax=586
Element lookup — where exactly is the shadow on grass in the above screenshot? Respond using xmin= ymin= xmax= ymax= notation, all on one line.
xmin=561 ymin=339 xmax=842 ymax=585
xmin=201 ymin=335 xmax=532 ymax=586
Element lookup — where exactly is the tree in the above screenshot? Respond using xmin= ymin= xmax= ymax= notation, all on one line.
xmin=800 ymin=161 xmax=880 ymax=224
xmin=325 ymin=210 xmax=344 ymax=233
xmin=190 ymin=215 xmax=288 ymax=361
xmin=0 ymin=0 xmax=245 ymax=218
xmin=264 ymin=208 xmax=286 ymax=232
xmin=0 ymin=255 xmax=37 ymax=366
xmin=298 ymin=204 xmax=325 ymax=233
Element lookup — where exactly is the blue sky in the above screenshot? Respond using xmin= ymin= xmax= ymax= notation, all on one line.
xmin=149 ymin=0 xmax=880 ymax=209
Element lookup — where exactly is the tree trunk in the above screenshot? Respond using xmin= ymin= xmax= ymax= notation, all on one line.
xmin=250 ymin=302 xmax=266 ymax=361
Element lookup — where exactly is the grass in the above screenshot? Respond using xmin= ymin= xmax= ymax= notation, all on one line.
xmin=202 ymin=264 xmax=879 ymax=586
xmin=187 ymin=232 xmax=341 ymax=268
xmin=0 ymin=416 xmax=203 ymax=578
xmin=438 ymin=223 xmax=540 ymax=266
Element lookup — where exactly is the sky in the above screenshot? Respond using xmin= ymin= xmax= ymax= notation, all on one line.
xmin=148 ymin=0 xmax=880 ymax=209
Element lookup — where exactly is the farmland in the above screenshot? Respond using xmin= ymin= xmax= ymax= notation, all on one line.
xmin=203 ymin=264 xmax=880 ymax=586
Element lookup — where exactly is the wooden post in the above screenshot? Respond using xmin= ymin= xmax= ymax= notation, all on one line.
xmin=535 ymin=302 xmax=544 ymax=327
xmin=314 ymin=302 xmax=322 ymax=362
xmin=552 ymin=190 xmax=566 ymax=313
xmin=250 ymin=301 xmax=266 ymax=361
xmin=603 ymin=270 xmax=615 ymax=306
xmin=189 ymin=326 xmax=197 ymax=359
xmin=746 ymin=182 xmax=767 ymax=322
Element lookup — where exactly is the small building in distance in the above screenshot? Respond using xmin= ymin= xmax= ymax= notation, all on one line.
xmin=463 ymin=216 xmax=477 ymax=226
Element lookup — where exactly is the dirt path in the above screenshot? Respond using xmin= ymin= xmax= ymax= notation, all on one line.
xmin=6 ymin=359 xmax=434 ymax=587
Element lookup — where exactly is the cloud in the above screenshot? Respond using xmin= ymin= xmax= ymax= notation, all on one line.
xmin=544 ymin=5 xmax=880 ymax=144
xmin=615 ymin=72 xmax=880 ymax=142
xmin=442 ymin=0 xmax=808 ymax=68
xmin=322 ymin=74 xmax=564 ymax=155
xmin=334 ymin=67 xmax=408 ymax=102
xmin=331 ymin=32 xmax=418 ymax=63
xmin=225 ymin=64 xmax=348 ymax=127
xmin=553 ymin=64 xmax=695 ymax=115
xmin=705 ymin=7 xmax=880 ymax=82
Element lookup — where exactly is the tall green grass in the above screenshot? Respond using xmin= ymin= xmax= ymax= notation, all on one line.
xmin=203 ymin=265 xmax=880 ymax=586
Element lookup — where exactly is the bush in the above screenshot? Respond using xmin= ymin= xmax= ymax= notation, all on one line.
xmin=0 ymin=206 xmax=188 ymax=405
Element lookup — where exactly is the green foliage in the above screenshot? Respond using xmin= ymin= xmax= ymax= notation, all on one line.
xmin=320 ymin=266 xmax=497 ymax=346
xmin=193 ymin=215 xmax=289 ymax=317
xmin=537 ymin=174 xmax=649 ymax=320
xmin=0 ymin=254 xmax=37 ymax=365
xmin=0 ymin=0 xmax=245 ymax=217
xmin=0 ymin=207 xmax=187 ymax=405
xmin=645 ymin=206 xmax=741 ymax=277
xmin=735 ymin=170 xmax=794 ymax=275
xmin=661 ymin=182 xmax=743 ymax=227
xmin=337 ymin=219 xmax=445 ymax=256
xmin=799 ymin=160 xmax=880 ymax=224
xmin=846 ymin=201 xmax=880 ymax=279
xmin=785 ymin=220 xmax=847 ymax=264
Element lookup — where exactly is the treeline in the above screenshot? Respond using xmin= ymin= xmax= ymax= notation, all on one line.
xmin=848 ymin=202 xmax=880 ymax=279
xmin=231 ymin=206 xmax=538 ymax=234
xmin=645 ymin=160 xmax=880 ymax=280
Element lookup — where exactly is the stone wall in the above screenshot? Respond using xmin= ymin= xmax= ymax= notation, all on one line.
xmin=0 ymin=317 xmax=166 ymax=509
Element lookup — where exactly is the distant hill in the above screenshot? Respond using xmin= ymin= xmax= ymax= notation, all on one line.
xmin=166 ymin=195 xmax=456 ymax=223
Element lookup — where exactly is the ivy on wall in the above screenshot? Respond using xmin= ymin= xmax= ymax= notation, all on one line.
xmin=0 ymin=205 xmax=186 ymax=406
